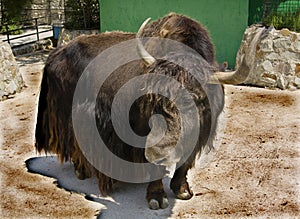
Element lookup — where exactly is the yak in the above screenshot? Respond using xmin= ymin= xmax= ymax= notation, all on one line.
xmin=35 ymin=13 xmax=262 ymax=209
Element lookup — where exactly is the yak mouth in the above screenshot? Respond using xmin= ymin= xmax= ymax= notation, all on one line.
xmin=136 ymin=18 xmax=265 ymax=85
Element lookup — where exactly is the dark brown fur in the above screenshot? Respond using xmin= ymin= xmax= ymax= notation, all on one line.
xmin=141 ymin=13 xmax=217 ymax=67
xmin=35 ymin=13 xmax=225 ymax=208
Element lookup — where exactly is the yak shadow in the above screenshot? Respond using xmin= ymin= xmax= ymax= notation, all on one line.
xmin=26 ymin=156 xmax=176 ymax=219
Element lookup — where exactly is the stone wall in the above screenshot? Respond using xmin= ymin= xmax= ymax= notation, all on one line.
xmin=0 ymin=42 xmax=24 ymax=100
xmin=24 ymin=0 xmax=64 ymax=25
xmin=236 ymin=25 xmax=300 ymax=89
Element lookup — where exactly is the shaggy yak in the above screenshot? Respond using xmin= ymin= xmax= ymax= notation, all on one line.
xmin=35 ymin=13 xmax=261 ymax=209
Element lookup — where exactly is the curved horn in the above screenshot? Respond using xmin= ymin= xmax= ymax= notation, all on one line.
xmin=209 ymin=27 xmax=265 ymax=84
xmin=136 ymin=18 xmax=156 ymax=66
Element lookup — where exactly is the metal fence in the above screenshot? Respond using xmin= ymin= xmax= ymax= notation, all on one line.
xmin=2 ymin=16 xmax=53 ymax=47
xmin=263 ymin=0 xmax=300 ymax=18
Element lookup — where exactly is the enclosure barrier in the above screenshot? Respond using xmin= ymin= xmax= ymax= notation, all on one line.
xmin=1 ymin=17 xmax=53 ymax=48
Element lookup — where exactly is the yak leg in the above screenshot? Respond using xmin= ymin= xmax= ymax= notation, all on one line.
xmin=71 ymin=144 xmax=93 ymax=180
xmin=72 ymin=155 xmax=93 ymax=180
xmin=170 ymin=162 xmax=193 ymax=200
xmin=146 ymin=179 xmax=169 ymax=210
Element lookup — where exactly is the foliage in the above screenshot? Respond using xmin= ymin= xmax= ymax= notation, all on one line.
xmin=0 ymin=23 xmax=23 ymax=35
xmin=0 ymin=0 xmax=30 ymax=34
xmin=64 ymin=0 xmax=100 ymax=29
xmin=1 ymin=0 xmax=30 ymax=23
xmin=264 ymin=9 xmax=300 ymax=32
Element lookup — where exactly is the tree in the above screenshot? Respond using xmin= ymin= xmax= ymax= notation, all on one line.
xmin=64 ymin=0 xmax=100 ymax=29
xmin=1 ymin=0 xmax=31 ymax=24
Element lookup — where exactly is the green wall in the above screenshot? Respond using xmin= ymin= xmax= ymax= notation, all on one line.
xmin=100 ymin=0 xmax=249 ymax=67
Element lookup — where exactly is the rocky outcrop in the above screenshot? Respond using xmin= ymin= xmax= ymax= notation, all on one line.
xmin=236 ymin=26 xmax=300 ymax=89
xmin=0 ymin=42 xmax=24 ymax=100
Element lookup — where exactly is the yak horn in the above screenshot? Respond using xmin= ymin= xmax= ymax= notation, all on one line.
xmin=209 ymin=27 xmax=265 ymax=84
xmin=136 ymin=18 xmax=156 ymax=66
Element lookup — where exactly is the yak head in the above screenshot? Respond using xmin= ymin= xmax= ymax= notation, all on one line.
xmin=137 ymin=13 xmax=263 ymax=85
xmin=133 ymin=13 xmax=263 ymax=166
xmin=139 ymin=13 xmax=216 ymax=65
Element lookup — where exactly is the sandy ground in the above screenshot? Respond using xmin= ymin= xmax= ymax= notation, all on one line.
xmin=0 ymin=50 xmax=299 ymax=218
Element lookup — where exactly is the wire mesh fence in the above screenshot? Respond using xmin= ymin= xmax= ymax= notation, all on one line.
xmin=262 ymin=0 xmax=300 ymax=32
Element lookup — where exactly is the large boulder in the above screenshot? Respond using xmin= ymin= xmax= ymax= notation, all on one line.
xmin=0 ymin=42 xmax=24 ymax=100
xmin=236 ymin=25 xmax=300 ymax=89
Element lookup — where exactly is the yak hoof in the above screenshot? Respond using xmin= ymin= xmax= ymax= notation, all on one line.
xmin=75 ymin=170 xmax=86 ymax=180
xmin=147 ymin=180 xmax=169 ymax=209
xmin=171 ymin=180 xmax=193 ymax=200
xmin=148 ymin=199 xmax=160 ymax=210
xmin=176 ymin=189 xmax=193 ymax=200
xmin=148 ymin=197 xmax=169 ymax=210
xmin=161 ymin=197 xmax=169 ymax=209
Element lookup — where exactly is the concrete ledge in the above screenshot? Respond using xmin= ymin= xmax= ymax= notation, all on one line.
xmin=12 ymin=39 xmax=53 ymax=56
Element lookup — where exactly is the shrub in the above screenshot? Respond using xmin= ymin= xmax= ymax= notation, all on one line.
xmin=0 ymin=23 xmax=23 ymax=35
xmin=264 ymin=9 xmax=300 ymax=32
xmin=64 ymin=0 xmax=100 ymax=30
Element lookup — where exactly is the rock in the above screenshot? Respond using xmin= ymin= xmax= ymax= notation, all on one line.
xmin=265 ymin=52 xmax=280 ymax=60
xmin=294 ymin=77 xmax=300 ymax=89
xmin=273 ymin=38 xmax=291 ymax=53
xmin=280 ymin=28 xmax=291 ymax=36
xmin=260 ymin=38 xmax=273 ymax=53
xmin=7 ymin=80 xmax=17 ymax=94
xmin=0 ymin=42 xmax=24 ymax=100
xmin=236 ymin=26 xmax=300 ymax=89
xmin=57 ymin=29 xmax=100 ymax=47
xmin=295 ymin=64 xmax=300 ymax=76
xmin=261 ymin=60 xmax=273 ymax=72
xmin=277 ymin=74 xmax=287 ymax=90
xmin=275 ymin=62 xmax=291 ymax=75
xmin=294 ymin=41 xmax=300 ymax=52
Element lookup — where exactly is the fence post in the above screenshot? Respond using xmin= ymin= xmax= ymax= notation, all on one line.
xmin=5 ymin=24 xmax=10 ymax=44
xmin=35 ymin=18 xmax=39 ymax=41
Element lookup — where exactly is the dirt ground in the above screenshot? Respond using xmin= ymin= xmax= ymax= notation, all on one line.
xmin=0 ymin=50 xmax=299 ymax=218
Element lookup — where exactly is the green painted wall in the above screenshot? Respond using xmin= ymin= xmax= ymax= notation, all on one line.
xmin=100 ymin=0 xmax=249 ymax=67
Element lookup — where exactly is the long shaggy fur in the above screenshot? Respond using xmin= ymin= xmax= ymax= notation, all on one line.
xmin=35 ymin=13 xmax=224 ymax=195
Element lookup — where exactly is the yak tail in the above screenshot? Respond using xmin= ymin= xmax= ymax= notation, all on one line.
xmin=35 ymin=67 xmax=49 ymax=153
